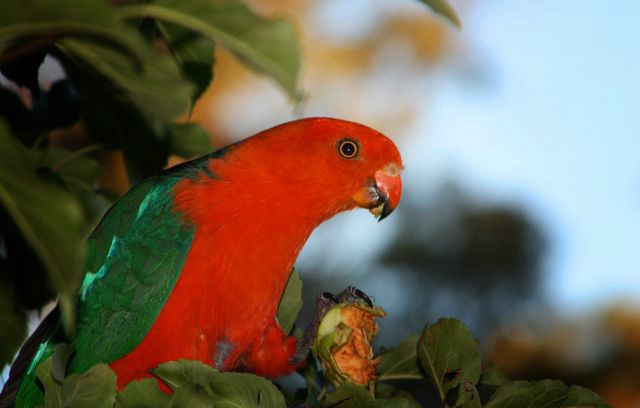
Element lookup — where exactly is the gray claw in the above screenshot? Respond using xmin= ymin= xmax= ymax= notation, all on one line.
xmin=337 ymin=286 xmax=373 ymax=308
xmin=320 ymin=291 xmax=339 ymax=304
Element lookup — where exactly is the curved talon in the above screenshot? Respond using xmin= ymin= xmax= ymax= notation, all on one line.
xmin=320 ymin=291 xmax=339 ymax=304
xmin=337 ymin=286 xmax=373 ymax=308
xmin=352 ymin=287 xmax=373 ymax=308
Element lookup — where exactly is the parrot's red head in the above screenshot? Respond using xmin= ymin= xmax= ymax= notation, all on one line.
xmin=221 ymin=117 xmax=404 ymax=222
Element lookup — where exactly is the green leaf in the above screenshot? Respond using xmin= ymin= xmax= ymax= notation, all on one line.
xmin=277 ymin=268 xmax=303 ymax=334
xmin=117 ymin=379 xmax=171 ymax=408
xmin=51 ymin=343 xmax=74 ymax=383
xmin=416 ymin=0 xmax=461 ymax=28
xmin=56 ymin=48 xmax=172 ymax=181
xmin=56 ymin=38 xmax=191 ymax=134
xmin=0 ymin=121 xmax=87 ymax=332
xmin=0 ymin=0 xmax=144 ymax=73
xmin=444 ymin=383 xmax=480 ymax=408
xmin=416 ymin=318 xmax=481 ymax=401
xmin=375 ymin=397 xmax=421 ymax=408
xmin=153 ymin=359 xmax=218 ymax=391
xmin=154 ymin=360 xmax=285 ymax=407
xmin=297 ymin=353 xmax=324 ymax=406
xmin=484 ymin=380 xmax=610 ymax=408
xmin=169 ymin=383 xmax=212 ymax=408
xmin=377 ymin=335 xmax=423 ymax=382
xmin=0 ymin=0 xmax=193 ymax=141
xmin=27 ymin=146 xmax=104 ymax=193
xmin=117 ymin=0 xmax=302 ymax=101
xmin=323 ymin=384 xmax=375 ymax=408
xmin=375 ymin=383 xmax=418 ymax=402
xmin=207 ymin=372 xmax=286 ymax=407
xmin=60 ymin=364 xmax=118 ymax=408
xmin=35 ymin=354 xmax=63 ymax=408
xmin=479 ymin=364 xmax=509 ymax=388
xmin=157 ymin=23 xmax=215 ymax=105
xmin=168 ymin=123 xmax=213 ymax=159
xmin=4 ymin=0 xmax=194 ymax=182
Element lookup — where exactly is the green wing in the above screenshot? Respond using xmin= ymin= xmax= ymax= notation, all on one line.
xmin=15 ymin=174 xmax=195 ymax=406
xmin=68 ymin=172 xmax=195 ymax=373
xmin=68 ymin=150 xmax=231 ymax=372
xmin=14 ymin=154 xmax=223 ymax=407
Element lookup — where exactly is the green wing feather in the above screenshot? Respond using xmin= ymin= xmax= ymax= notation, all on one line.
xmin=15 ymin=155 xmax=221 ymax=406
xmin=69 ymin=174 xmax=195 ymax=373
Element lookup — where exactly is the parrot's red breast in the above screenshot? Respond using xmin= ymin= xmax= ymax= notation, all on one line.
xmin=108 ymin=118 xmax=403 ymax=389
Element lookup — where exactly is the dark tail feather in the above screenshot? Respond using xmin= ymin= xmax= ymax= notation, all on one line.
xmin=0 ymin=306 xmax=59 ymax=408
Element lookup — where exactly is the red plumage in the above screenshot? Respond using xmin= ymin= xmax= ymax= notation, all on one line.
xmin=108 ymin=118 xmax=403 ymax=389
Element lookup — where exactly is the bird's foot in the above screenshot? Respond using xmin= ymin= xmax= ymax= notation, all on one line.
xmin=336 ymin=285 xmax=373 ymax=307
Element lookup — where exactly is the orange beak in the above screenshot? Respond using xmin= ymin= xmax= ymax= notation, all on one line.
xmin=352 ymin=163 xmax=403 ymax=221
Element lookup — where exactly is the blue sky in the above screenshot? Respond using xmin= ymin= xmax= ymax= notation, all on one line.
xmin=412 ymin=0 xmax=640 ymax=311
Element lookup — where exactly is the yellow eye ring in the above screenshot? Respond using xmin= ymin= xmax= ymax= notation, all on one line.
xmin=338 ymin=139 xmax=359 ymax=159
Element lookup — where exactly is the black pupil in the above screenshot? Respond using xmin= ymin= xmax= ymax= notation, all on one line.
xmin=341 ymin=142 xmax=356 ymax=156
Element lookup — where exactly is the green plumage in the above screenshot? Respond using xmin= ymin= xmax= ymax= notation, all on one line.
xmin=71 ymin=177 xmax=194 ymax=373
xmin=14 ymin=154 xmax=222 ymax=406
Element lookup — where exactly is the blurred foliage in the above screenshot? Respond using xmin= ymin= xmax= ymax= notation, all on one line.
xmin=486 ymin=304 xmax=640 ymax=407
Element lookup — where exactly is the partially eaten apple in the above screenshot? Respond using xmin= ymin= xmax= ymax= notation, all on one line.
xmin=313 ymin=300 xmax=386 ymax=388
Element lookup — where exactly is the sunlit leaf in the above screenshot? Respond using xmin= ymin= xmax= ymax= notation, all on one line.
xmin=117 ymin=0 xmax=302 ymax=101
xmin=277 ymin=268 xmax=303 ymax=334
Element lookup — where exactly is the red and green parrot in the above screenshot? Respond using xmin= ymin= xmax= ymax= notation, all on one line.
xmin=1 ymin=117 xmax=403 ymax=407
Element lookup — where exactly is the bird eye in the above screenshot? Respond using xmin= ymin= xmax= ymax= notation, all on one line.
xmin=338 ymin=139 xmax=359 ymax=159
